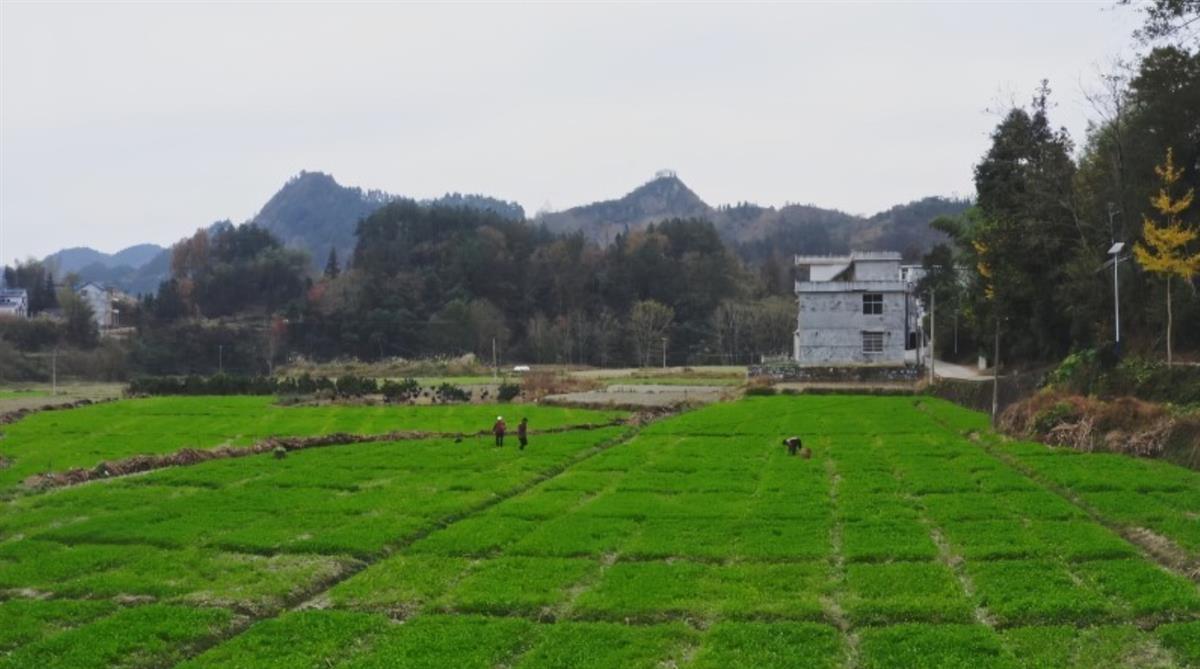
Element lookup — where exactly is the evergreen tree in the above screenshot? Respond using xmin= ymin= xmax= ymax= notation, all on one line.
xmin=43 ymin=272 xmax=58 ymax=310
xmin=969 ymin=83 xmax=1080 ymax=360
xmin=324 ymin=247 xmax=340 ymax=279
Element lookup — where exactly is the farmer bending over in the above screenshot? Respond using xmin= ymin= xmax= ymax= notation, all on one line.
xmin=782 ymin=436 xmax=812 ymax=459
xmin=493 ymin=416 xmax=507 ymax=447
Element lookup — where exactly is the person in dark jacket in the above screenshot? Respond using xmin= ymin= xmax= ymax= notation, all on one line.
xmin=783 ymin=436 xmax=807 ymax=457
xmin=493 ymin=416 xmax=506 ymax=447
xmin=518 ymin=417 xmax=529 ymax=450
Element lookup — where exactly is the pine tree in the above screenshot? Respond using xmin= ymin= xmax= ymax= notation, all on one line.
xmin=43 ymin=272 xmax=58 ymax=311
xmin=1133 ymin=147 xmax=1200 ymax=366
xmin=324 ymin=247 xmax=340 ymax=279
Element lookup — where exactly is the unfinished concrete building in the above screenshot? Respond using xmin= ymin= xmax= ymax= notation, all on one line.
xmin=793 ymin=252 xmax=917 ymax=366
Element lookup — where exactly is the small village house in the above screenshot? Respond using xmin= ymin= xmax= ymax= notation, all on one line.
xmin=76 ymin=282 xmax=118 ymax=328
xmin=793 ymin=251 xmax=920 ymax=366
xmin=0 ymin=288 xmax=29 ymax=319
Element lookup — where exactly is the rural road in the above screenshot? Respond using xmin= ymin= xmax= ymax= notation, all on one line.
xmin=932 ymin=359 xmax=991 ymax=382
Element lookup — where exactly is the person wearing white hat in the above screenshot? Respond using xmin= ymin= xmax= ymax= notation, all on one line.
xmin=492 ymin=416 xmax=507 ymax=447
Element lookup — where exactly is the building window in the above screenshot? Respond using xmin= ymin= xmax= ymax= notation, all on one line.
xmin=863 ymin=293 xmax=883 ymax=315
xmin=862 ymin=331 xmax=884 ymax=353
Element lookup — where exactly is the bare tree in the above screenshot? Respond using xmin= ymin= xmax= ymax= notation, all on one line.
xmin=629 ymin=300 xmax=674 ymax=368
xmin=593 ymin=307 xmax=619 ymax=367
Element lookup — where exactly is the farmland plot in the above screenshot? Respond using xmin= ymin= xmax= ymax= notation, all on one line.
xmin=1 ymin=395 xmax=1198 ymax=667
xmin=0 ymin=396 xmax=624 ymax=492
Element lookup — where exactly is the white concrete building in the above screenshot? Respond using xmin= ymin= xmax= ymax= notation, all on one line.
xmin=77 ymin=282 xmax=116 ymax=328
xmin=0 ymin=289 xmax=28 ymax=319
xmin=793 ymin=252 xmax=918 ymax=366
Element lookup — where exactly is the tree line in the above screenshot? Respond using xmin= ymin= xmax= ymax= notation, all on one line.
xmin=115 ymin=202 xmax=795 ymax=374
xmin=919 ymin=30 xmax=1200 ymax=368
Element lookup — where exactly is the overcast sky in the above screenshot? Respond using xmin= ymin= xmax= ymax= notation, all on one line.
xmin=1 ymin=2 xmax=1144 ymax=262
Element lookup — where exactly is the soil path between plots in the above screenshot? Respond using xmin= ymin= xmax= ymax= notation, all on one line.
xmin=168 ymin=424 xmax=645 ymax=666
xmin=0 ymin=397 xmax=118 ymax=428
xmin=918 ymin=402 xmax=1200 ymax=586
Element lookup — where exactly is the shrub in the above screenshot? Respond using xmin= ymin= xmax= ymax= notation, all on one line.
xmin=435 ymin=383 xmax=470 ymax=403
xmin=335 ymin=375 xmax=376 ymax=397
xmin=380 ymin=378 xmax=420 ymax=402
xmin=0 ymin=318 xmax=62 ymax=352
xmin=127 ymin=374 xmax=384 ymax=397
xmin=1049 ymin=348 xmax=1200 ymax=404
xmin=497 ymin=382 xmax=521 ymax=402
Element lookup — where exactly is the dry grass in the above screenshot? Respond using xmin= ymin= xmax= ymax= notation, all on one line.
xmin=520 ymin=372 xmax=602 ymax=401
xmin=1001 ymin=389 xmax=1198 ymax=462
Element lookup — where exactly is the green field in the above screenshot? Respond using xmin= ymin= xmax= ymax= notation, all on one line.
xmin=1 ymin=395 xmax=1198 ymax=667
xmin=0 ymin=397 xmax=623 ymax=492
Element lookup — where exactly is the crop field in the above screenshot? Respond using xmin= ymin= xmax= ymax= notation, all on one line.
xmin=0 ymin=397 xmax=623 ymax=492
xmin=0 ymin=395 xmax=1198 ymax=667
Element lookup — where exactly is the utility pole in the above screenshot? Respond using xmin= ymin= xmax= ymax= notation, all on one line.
xmin=991 ymin=322 xmax=1000 ymax=427
xmin=953 ymin=297 xmax=959 ymax=356
xmin=661 ymin=337 xmax=667 ymax=370
xmin=218 ymin=345 xmax=224 ymax=375
xmin=51 ymin=347 xmax=58 ymax=396
xmin=492 ymin=337 xmax=498 ymax=380
xmin=928 ymin=290 xmax=936 ymax=384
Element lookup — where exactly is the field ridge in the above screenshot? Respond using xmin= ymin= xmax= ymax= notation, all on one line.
xmin=165 ymin=425 xmax=643 ymax=667
xmin=920 ymin=403 xmax=1200 ymax=588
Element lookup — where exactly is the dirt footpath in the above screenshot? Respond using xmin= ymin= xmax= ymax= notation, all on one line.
xmin=0 ymin=384 xmax=124 ymax=414
xmin=545 ymin=384 xmax=730 ymax=408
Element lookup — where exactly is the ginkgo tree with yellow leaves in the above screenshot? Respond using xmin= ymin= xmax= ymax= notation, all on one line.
xmin=1133 ymin=147 xmax=1200 ymax=366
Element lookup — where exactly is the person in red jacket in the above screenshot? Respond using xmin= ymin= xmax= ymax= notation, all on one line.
xmin=493 ymin=416 xmax=506 ymax=447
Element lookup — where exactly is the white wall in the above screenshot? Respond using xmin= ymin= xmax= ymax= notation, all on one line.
xmin=793 ymin=289 xmax=907 ymax=365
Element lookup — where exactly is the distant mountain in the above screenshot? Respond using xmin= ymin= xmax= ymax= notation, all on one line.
xmin=110 ymin=244 xmax=164 ymax=269
xmin=42 ymin=243 xmax=170 ymax=296
xmin=45 ymin=243 xmax=164 ymax=275
xmin=250 ymin=172 xmax=526 ymax=268
xmin=538 ymin=174 xmax=710 ymax=243
xmin=730 ymin=197 xmax=971 ymax=263
xmin=251 ymin=171 xmax=394 ymax=267
xmin=41 ymin=170 xmax=970 ymax=295
xmin=537 ymin=172 xmax=969 ymax=261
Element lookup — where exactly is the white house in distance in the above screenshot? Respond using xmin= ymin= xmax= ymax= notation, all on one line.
xmin=0 ymin=288 xmax=29 ymax=319
xmin=76 ymin=282 xmax=118 ymax=328
xmin=793 ymin=251 xmax=919 ymax=366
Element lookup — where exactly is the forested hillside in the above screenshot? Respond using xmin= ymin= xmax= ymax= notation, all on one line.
xmin=536 ymin=173 xmax=969 ymax=259
xmin=37 ymin=170 xmax=964 ymax=299
xmin=251 ymin=171 xmax=393 ymax=269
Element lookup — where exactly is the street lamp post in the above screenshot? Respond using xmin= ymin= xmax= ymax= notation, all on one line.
xmin=1108 ymin=242 xmax=1125 ymax=358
